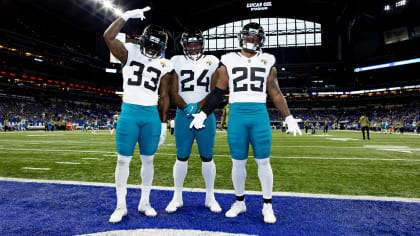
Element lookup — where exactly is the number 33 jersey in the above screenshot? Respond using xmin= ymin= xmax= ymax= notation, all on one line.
xmin=171 ymin=55 xmax=219 ymax=104
xmin=221 ymin=52 xmax=276 ymax=104
xmin=122 ymin=43 xmax=174 ymax=106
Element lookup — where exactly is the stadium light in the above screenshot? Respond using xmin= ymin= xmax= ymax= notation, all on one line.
xmin=384 ymin=5 xmax=391 ymax=11
xmin=114 ymin=8 xmax=123 ymax=16
xmin=396 ymin=0 xmax=406 ymax=7
xmin=354 ymin=58 xmax=420 ymax=72
xmin=106 ymin=68 xmax=117 ymax=73
xmin=102 ymin=0 xmax=113 ymax=9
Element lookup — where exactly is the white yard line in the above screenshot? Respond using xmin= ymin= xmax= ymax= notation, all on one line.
xmin=1 ymin=177 xmax=419 ymax=203
xmin=56 ymin=162 xmax=81 ymax=165
xmin=0 ymin=147 xmax=419 ymax=161
xmin=21 ymin=167 xmax=50 ymax=171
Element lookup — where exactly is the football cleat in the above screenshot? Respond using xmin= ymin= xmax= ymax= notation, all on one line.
xmin=225 ymin=201 xmax=246 ymax=218
xmin=262 ymin=203 xmax=276 ymax=224
xmin=138 ymin=202 xmax=157 ymax=217
xmin=165 ymin=198 xmax=183 ymax=213
xmin=109 ymin=206 xmax=127 ymax=224
xmin=205 ymin=198 xmax=222 ymax=213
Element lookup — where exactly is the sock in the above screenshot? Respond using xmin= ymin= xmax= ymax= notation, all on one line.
xmin=173 ymin=159 xmax=188 ymax=199
xmin=232 ymin=159 xmax=247 ymax=197
xmin=202 ymin=159 xmax=216 ymax=199
xmin=140 ymin=155 xmax=154 ymax=204
xmin=255 ymin=158 xmax=273 ymax=200
xmin=115 ymin=154 xmax=132 ymax=208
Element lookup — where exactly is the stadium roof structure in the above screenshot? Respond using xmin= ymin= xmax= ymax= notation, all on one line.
xmin=1 ymin=0 xmax=419 ymax=90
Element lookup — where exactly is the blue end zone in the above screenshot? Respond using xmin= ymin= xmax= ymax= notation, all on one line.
xmin=0 ymin=181 xmax=419 ymax=235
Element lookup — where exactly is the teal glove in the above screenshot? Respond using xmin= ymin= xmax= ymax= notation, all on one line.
xmin=183 ymin=103 xmax=200 ymax=117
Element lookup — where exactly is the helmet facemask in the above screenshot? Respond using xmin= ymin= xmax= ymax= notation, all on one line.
xmin=139 ymin=25 xmax=167 ymax=58
xmin=181 ymin=31 xmax=204 ymax=61
xmin=239 ymin=23 xmax=265 ymax=53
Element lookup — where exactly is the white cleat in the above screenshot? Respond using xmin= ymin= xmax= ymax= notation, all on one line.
xmin=138 ymin=202 xmax=157 ymax=217
xmin=225 ymin=201 xmax=246 ymax=218
xmin=262 ymin=203 xmax=276 ymax=224
xmin=205 ymin=198 xmax=222 ymax=213
xmin=165 ymin=198 xmax=183 ymax=213
xmin=109 ymin=207 xmax=127 ymax=224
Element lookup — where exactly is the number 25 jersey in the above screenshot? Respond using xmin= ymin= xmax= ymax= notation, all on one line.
xmin=122 ymin=43 xmax=174 ymax=106
xmin=221 ymin=52 xmax=276 ymax=104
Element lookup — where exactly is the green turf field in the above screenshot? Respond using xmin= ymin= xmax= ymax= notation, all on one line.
xmin=0 ymin=129 xmax=419 ymax=198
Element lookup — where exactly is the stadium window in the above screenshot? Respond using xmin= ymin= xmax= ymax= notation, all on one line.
xmin=203 ymin=17 xmax=321 ymax=51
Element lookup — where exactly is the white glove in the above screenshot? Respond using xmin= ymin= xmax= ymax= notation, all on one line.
xmin=189 ymin=111 xmax=207 ymax=130
xmin=285 ymin=115 xmax=302 ymax=136
xmin=158 ymin=122 xmax=167 ymax=147
xmin=121 ymin=6 xmax=151 ymax=21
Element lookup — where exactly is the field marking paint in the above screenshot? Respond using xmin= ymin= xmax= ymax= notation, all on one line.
xmin=269 ymin=156 xmax=420 ymax=161
xmin=26 ymin=134 xmax=63 ymax=137
xmin=80 ymin=229 xmax=255 ymax=236
xmin=21 ymin=167 xmax=50 ymax=171
xmin=328 ymin=138 xmax=359 ymax=141
xmin=1 ymin=177 xmax=419 ymax=203
xmin=81 ymin=158 xmax=103 ymax=160
xmin=56 ymin=162 xmax=81 ymax=165
xmin=0 ymin=147 xmax=116 ymax=154
xmin=79 ymin=229 xmax=257 ymax=236
xmin=0 ymin=147 xmax=418 ymax=162
xmin=364 ymin=145 xmax=420 ymax=154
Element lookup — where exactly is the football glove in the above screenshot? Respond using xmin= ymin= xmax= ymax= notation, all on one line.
xmin=121 ymin=6 xmax=151 ymax=21
xmin=189 ymin=111 xmax=207 ymax=130
xmin=183 ymin=103 xmax=200 ymax=117
xmin=285 ymin=115 xmax=302 ymax=136
xmin=158 ymin=122 xmax=167 ymax=147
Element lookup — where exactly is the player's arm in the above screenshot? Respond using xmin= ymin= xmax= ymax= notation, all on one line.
xmin=103 ymin=18 xmax=128 ymax=64
xmin=158 ymin=72 xmax=171 ymax=146
xmin=197 ymin=70 xmax=219 ymax=109
xmin=266 ymin=67 xmax=290 ymax=118
xmin=189 ymin=66 xmax=228 ymax=129
xmin=169 ymin=73 xmax=187 ymax=110
xmin=267 ymin=67 xmax=302 ymax=136
xmin=158 ymin=73 xmax=172 ymax=123
xmin=103 ymin=7 xmax=150 ymax=64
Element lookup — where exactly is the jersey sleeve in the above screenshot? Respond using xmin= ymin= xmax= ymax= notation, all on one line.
xmin=162 ymin=58 xmax=174 ymax=75
xmin=123 ymin=43 xmax=139 ymax=65
xmin=210 ymin=55 xmax=220 ymax=72
xmin=220 ymin=53 xmax=230 ymax=68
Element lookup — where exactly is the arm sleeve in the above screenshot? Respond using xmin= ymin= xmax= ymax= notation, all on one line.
xmin=201 ymin=87 xmax=226 ymax=115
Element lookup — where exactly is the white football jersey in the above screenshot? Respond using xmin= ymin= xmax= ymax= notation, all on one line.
xmin=171 ymin=55 xmax=219 ymax=104
xmin=221 ymin=52 xmax=276 ymax=104
xmin=122 ymin=43 xmax=174 ymax=106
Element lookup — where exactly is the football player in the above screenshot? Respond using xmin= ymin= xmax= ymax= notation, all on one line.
xmin=104 ymin=7 xmax=173 ymax=223
xmin=165 ymin=29 xmax=221 ymax=214
xmin=189 ymin=22 xmax=301 ymax=224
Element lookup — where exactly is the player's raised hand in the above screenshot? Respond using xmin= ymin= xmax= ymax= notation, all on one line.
xmin=121 ymin=6 xmax=151 ymax=21
xmin=183 ymin=103 xmax=200 ymax=117
xmin=285 ymin=115 xmax=302 ymax=136
xmin=189 ymin=111 xmax=207 ymax=129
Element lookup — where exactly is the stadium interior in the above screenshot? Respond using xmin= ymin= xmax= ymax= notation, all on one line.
xmin=0 ymin=0 xmax=419 ymax=235
xmin=1 ymin=0 xmax=419 ymax=130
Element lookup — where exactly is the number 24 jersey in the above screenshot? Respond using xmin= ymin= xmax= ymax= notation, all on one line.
xmin=122 ymin=43 xmax=174 ymax=106
xmin=170 ymin=55 xmax=219 ymax=104
xmin=221 ymin=52 xmax=276 ymax=104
